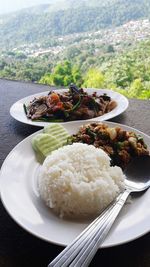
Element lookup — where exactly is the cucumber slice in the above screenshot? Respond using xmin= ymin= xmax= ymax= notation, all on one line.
xmin=32 ymin=138 xmax=46 ymax=164
xmin=32 ymin=133 xmax=61 ymax=163
xmin=43 ymin=124 xmax=70 ymax=145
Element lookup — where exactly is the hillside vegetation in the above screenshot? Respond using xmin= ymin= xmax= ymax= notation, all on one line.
xmin=0 ymin=0 xmax=150 ymax=48
xmin=1 ymin=0 xmax=150 ymax=99
xmin=1 ymin=39 xmax=150 ymax=99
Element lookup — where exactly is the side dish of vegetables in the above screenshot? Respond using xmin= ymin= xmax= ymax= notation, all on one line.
xmin=24 ymin=84 xmax=117 ymax=122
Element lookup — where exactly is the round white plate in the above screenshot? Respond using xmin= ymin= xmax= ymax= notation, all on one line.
xmin=0 ymin=121 xmax=150 ymax=248
xmin=10 ymin=88 xmax=128 ymax=127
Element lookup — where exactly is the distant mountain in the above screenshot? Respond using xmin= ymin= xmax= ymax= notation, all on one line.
xmin=0 ymin=0 xmax=150 ymax=49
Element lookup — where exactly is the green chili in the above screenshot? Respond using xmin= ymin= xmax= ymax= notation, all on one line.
xmin=23 ymin=104 xmax=28 ymax=115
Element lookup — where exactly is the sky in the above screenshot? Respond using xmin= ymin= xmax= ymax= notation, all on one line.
xmin=0 ymin=0 xmax=58 ymax=14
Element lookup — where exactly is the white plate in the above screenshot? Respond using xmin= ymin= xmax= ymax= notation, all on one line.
xmin=10 ymin=88 xmax=128 ymax=127
xmin=0 ymin=121 xmax=150 ymax=248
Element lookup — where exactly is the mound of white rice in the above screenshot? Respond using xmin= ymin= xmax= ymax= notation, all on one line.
xmin=38 ymin=143 xmax=125 ymax=218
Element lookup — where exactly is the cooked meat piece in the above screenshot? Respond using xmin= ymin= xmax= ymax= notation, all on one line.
xmin=82 ymin=109 xmax=95 ymax=119
xmin=117 ymin=129 xmax=127 ymax=141
xmin=73 ymin=107 xmax=95 ymax=119
xmin=106 ymin=100 xmax=117 ymax=112
xmin=101 ymin=145 xmax=114 ymax=155
xmin=80 ymin=134 xmax=92 ymax=144
xmin=135 ymin=143 xmax=149 ymax=156
xmin=31 ymin=104 xmax=48 ymax=119
xmin=63 ymin=102 xmax=73 ymax=110
xmin=118 ymin=150 xmax=131 ymax=166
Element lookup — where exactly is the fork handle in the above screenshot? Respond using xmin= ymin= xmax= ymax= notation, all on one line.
xmin=70 ymin=189 xmax=130 ymax=267
xmin=48 ymin=193 xmax=123 ymax=267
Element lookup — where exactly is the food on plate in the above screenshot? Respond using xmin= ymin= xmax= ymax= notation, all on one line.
xmin=24 ymin=84 xmax=117 ymax=122
xmin=70 ymin=123 xmax=149 ymax=169
xmin=32 ymin=124 xmax=70 ymax=163
xmin=43 ymin=123 xmax=70 ymax=145
xmin=32 ymin=134 xmax=61 ymax=164
xmin=38 ymin=143 xmax=125 ymax=219
xmin=34 ymin=122 xmax=148 ymax=219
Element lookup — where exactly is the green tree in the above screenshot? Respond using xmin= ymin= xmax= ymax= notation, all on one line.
xmin=53 ymin=74 xmax=64 ymax=86
xmin=83 ymin=68 xmax=105 ymax=88
xmin=72 ymin=65 xmax=83 ymax=86
xmin=39 ymin=73 xmax=53 ymax=85
xmin=39 ymin=61 xmax=82 ymax=87
xmin=127 ymin=79 xmax=144 ymax=98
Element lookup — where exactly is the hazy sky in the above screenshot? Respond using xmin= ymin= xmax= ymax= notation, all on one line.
xmin=0 ymin=0 xmax=57 ymax=14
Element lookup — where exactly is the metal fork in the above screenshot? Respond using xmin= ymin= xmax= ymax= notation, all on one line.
xmin=48 ymin=193 xmax=122 ymax=267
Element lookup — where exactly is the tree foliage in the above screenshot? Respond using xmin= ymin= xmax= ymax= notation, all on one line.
xmin=1 ymin=39 xmax=150 ymax=99
xmin=83 ymin=68 xmax=105 ymax=88
xmin=39 ymin=61 xmax=82 ymax=87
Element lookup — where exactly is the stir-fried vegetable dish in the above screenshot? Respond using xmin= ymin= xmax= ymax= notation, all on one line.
xmin=69 ymin=123 xmax=149 ymax=168
xmin=24 ymin=85 xmax=117 ymax=122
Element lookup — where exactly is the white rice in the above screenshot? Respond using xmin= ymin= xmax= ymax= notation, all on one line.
xmin=38 ymin=143 xmax=125 ymax=219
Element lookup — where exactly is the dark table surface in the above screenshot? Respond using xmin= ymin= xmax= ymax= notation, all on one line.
xmin=0 ymin=79 xmax=150 ymax=267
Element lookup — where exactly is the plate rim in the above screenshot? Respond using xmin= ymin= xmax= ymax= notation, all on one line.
xmin=0 ymin=120 xmax=149 ymax=248
xmin=10 ymin=88 xmax=129 ymax=127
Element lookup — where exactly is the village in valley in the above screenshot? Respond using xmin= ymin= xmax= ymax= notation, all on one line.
xmin=2 ymin=19 xmax=150 ymax=58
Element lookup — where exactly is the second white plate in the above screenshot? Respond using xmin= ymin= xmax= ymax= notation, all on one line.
xmin=10 ymin=88 xmax=129 ymax=127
